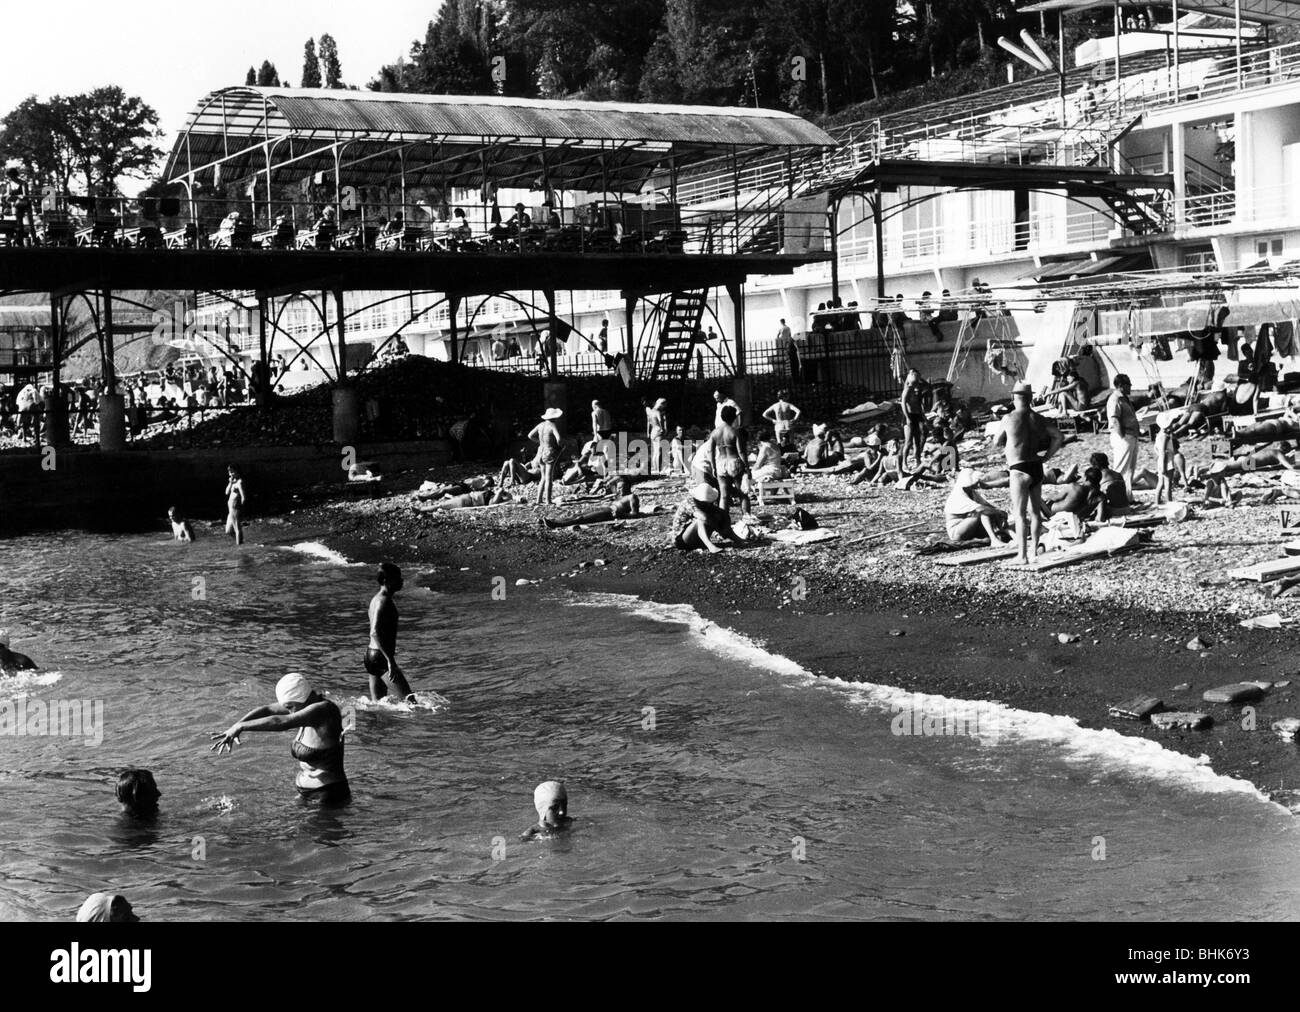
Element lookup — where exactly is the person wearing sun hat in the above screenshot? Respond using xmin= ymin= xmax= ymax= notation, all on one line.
xmin=944 ymin=467 xmax=1009 ymax=543
xmin=210 ymin=672 xmax=350 ymax=803
xmin=529 ymin=407 xmax=564 ymax=506
xmin=669 ymin=481 xmax=751 ymax=553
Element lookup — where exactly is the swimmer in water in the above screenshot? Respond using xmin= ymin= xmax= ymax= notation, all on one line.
xmin=0 ymin=630 xmax=36 ymax=676
xmin=366 ymin=562 xmax=415 ymax=703
xmin=519 ymin=780 xmax=573 ymax=840
xmin=76 ymin=892 xmax=139 ymax=922
xmin=115 ymin=769 xmax=161 ymax=817
xmin=224 ymin=466 xmax=245 ymax=546
xmin=210 ymin=672 xmax=350 ymax=803
xmin=167 ymin=506 xmax=194 ymax=542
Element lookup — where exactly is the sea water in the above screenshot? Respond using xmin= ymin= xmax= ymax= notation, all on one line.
xmin=1 ymin=530 xmax=1299 ymax=921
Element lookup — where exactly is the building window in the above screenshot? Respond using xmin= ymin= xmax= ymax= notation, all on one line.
xmin=1256 ymin=236 xmax=1284 ymax=259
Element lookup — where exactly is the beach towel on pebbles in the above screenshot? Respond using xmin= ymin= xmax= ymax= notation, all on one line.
xmin=771 ymin=528 xmax=840 ymax=546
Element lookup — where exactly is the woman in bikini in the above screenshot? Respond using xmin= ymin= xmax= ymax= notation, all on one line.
xmin=210 ymin=672 xmax=350 ymax=804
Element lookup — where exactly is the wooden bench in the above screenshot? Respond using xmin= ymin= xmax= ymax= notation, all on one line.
xmin=757 ymin=479 xmax=795 ymax=507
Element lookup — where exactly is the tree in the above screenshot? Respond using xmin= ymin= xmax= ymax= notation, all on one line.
xmin=319 ymin=33 xmax=343 ymax=88
xmin=56 ymin=87 xmax=165 ymax=196
xmin=639 ymin=0 xmax=742 ymax=105
xmin=245 ymin=66 xmax=257 ymax=86
xmin=301 ymin=38 xmax=322 ymax=88
xmin=256 ymin=61 xmax=281 ymax=87
xmin=0 ymin=96 xmax=78 ymax=193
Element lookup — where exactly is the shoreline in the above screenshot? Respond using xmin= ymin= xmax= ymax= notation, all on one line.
xmin=262 ymin=459 xmax=1300 ymax=807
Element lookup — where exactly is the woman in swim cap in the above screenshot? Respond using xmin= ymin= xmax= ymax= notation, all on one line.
xmin=210 ymin=673 xmax=349 ymax=803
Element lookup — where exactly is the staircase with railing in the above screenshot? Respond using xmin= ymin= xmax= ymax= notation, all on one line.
xmin=646 ymin=290 xmax=709 ymax=384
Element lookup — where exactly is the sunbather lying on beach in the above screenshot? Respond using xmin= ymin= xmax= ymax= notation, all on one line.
xmin=978 ymin=463 xmax=1079 ymax=489
xmin=944 ymin=468 xmax=1009 ymax=542
xmin=499 ymin=450 xmax=542 ymax=488
xmin=416 ymin=489 xmax=513 ymax=510
xmin=1041 ymin=467 xmax=1107 ymax=521
xmin=1194 ymin=445 xmax=1297 ymax=478
xmin=543 ymin=493 xmax=649 ymax=528
xmin=670 ymin=484 xmax=751 ymax=553
xmin=1230 ymin=416 xmax=1300 ymax=448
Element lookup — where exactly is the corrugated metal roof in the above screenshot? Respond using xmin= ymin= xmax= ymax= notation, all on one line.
xmin=164 ymin=87 xmax=835 ymax=190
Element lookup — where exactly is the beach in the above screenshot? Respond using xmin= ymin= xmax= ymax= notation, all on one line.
xmin=276 ymin=427 xmax=1300 ymax=806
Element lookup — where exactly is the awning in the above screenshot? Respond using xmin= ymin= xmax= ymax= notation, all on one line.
xmin=1027 ymin=252 xmax=1154 ymax=282
xmin=1021 ymin=0 xmax=1300 ymax=26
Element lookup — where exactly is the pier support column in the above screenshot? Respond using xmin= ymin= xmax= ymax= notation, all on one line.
xmin=45 ymin=292 xmax=69 ymax=447
xmin=542 ymin=380 xmax=567 ymax=438
xmin=543 ymin=288 xmax=559 ymax=380
xmin=726 ymin=281 xmax=751 ymax=427
xmin=255 ymin=293 xmax=271 ymax=406
xmin=99 ymin=288 xmax=125 ymax=450
xmin=333 ymin=386 xmax=361 ymax=446
xmin=98 ymin=393 xmax=125 ymax=451
xmin=448 ymin=293 xmax=461 ymax=365
xmin=332 ymin=289 xmax=360 ymax=445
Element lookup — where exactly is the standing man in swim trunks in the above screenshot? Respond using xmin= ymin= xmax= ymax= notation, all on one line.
xmin=367 ymin=562 xmax=415 ymax=703
xmin=994 ymin=381 xmax=1064 ymax=565
xmin=1106 ymin=373 xmax=1140 ymax=497
xmin=224 ymin=465 xmax=245 ymax=546
xmin=900 ymin=369 xmax=927 ymax=471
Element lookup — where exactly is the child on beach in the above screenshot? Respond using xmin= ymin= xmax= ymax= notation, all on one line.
xmin=168 ymin=507 xmax=194 ymax=542
xmin=669 ymin=426 xmax=687 ymax=475
xmin=520 ymin=780 xmax=574 ymax=840
xmin=224 ymin=466 xmax=245 ymax=545
xmin=528 ymin=408 xmax=563 ymax=506
xmin=1154 ymin=411 xmax=1187 ymax=505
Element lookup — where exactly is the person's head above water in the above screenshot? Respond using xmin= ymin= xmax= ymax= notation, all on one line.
xmin=275 ymin=672 xmax=316 ymax=711
xmin=533 ymin=781 xmax=571 ymax=828
xmin=377 ymin=561 xmax=403 ymax=594
xmin=115 ymin=769 xmax=161 ymax=816
xmin=76 ymin=892 xmax=138 ymax=923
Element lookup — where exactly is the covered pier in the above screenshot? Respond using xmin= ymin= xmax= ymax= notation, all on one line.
xmin=0 ymin=87 xmax=835 ymax=448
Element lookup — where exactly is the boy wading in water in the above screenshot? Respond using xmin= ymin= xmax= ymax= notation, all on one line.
xmin=224 ymin=466 xmax=245 ymax=545
xmin=994 ymin=381 xmax=1064 ymax=565
xmin=367 ymin=562 xmax=415 ymax=702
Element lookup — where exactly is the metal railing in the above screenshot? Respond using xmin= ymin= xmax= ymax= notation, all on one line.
xmin=0 ymin=195 xmax=829 ymax=260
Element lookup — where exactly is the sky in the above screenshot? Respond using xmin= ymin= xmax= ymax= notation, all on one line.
xmin=1 ymin=0 xmax=439 ymax=182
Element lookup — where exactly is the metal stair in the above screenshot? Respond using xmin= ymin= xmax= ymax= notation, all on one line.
xmin=648 ymin=290 xmax=709 ymax=383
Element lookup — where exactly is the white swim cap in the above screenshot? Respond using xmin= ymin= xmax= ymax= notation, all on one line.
xmin=690 ymin=483 xmax=719 ymax=503
xmin=0 ymin=629 xmax=8 ymax=647
xmin=275 ymin=672 xmax=313 ymax=706
xmin=534 ymin=780 xmax=567 ymax=818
